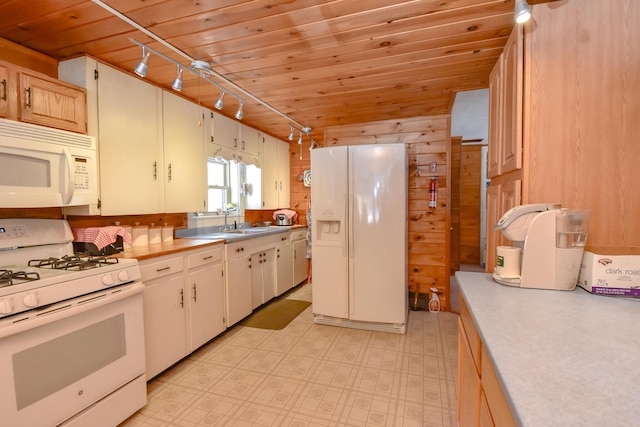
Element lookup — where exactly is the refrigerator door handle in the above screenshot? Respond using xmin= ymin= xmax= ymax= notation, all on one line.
xmin=344 ymin=194 xmax=349 ymax=258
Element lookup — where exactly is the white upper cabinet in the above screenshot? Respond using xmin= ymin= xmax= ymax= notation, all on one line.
xmin=240 ymin=124 xmax=261 ymax=158
xmin=211 ymin=111 xmax=239 ymax=150
xmin=162 ymin=91 xmax=207 ymax=213
xmin=262 ymin=134 xmax=290 ymax=209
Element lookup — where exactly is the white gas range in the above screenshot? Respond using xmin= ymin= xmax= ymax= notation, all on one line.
xmin=0 ymin=218 xmax=146 ymax=427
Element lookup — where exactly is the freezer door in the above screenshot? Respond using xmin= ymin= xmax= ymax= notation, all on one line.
xmin=310 ymin=146 xmax=349 ymax=318
xmin=349 ymin=144 xmax=407 ymax=324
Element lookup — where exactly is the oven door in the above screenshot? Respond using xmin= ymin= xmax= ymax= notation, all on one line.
xmin=0 ymin=282 xmax=146 ymax=426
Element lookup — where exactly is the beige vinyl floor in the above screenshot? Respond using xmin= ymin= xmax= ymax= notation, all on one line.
xmin=120 ymin=283 xmax=459 ymax=427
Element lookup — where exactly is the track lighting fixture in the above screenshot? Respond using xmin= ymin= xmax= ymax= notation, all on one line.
xmin=134 ymin=47 xmax=150 ymax=77
xmin=298 ymin=131 xmax=303 ymax=145
xmin=92 ymin=0 xmax=314 ymax=140
xmin=171 ymin=65 xmax=183 ymax=91
xmin=309 ymin=139 xmax=317 ymax=151
xmin=235 ymin=100 xmax=244 ymax=120
xmin=514 ymin=0 xmax=531 ymax=24
xmin=214 ymin=89 xmax=225 ymax=110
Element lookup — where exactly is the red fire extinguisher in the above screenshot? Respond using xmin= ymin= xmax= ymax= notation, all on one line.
xmin=429 ymin=177 xmax=438 ymax=208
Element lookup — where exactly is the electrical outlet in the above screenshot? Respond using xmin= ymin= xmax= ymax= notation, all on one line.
xmin=430 ymin=162 xmax=437 ymax=173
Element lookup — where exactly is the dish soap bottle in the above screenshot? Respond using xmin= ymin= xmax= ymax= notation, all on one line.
xmin=428 ymin=288 xmax=441 ymax=312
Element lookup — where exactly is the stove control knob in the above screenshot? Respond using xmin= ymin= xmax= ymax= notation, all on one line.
xmin=118 ymin=270 xmax=129 ymax=282
xmin=0 ymin=298 xmax=14 ymax=314
xmin=102 ymin=274 xmax=114 ymax=286
xmin=23 ymin=292 xmax=39 ymax=308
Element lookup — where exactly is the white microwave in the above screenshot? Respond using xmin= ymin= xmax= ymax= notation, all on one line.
xmin=0 ymin=118 xmax=97 ymax=208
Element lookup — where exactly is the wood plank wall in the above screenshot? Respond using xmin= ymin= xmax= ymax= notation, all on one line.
xmin=321 ymin=115 xmax=452 ymax=311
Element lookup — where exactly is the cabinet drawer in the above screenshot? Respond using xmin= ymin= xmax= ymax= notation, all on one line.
xmin=140 ymin=256 xmax=184 ymax=281
xmin=188 ymin=246 xmax=223 ymax=269
xmin=481 ymin=350 xmax=517 ymax=427
xmin=291 ymin=229 xmax=307 ymax=241
xmin=460 ymin=295 xmax=482 ymax=371
xmin=225 ymin=240 xmax=250 ymax=261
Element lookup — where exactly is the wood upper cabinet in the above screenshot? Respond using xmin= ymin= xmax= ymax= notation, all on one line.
xmin=0 ymin=59 xmax=87 ymax=133
xmin=0 ymin=64 xmax=11 ymax=118
xmin=488 ymin=26 xmax=523 ymax=179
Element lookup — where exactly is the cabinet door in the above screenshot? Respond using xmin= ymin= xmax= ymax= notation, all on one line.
xmin=188 ymin=263 xmax=225 ymax=350
xmin=143 ymin=275 xmax=187 ymax=379
xmin=262 ymin=248 xmax=276 ymax=303
xmin=277 ymin=139 xmax=290 ymax=208
xmin=162 ymin=91 xmax=206 ymax=213
xmin=213 ymin=112 xmax=239 ymax=149
xmin=486 ymin=180 xmax=521 ymax=273
xmin=251 ymin=251 xmax=264 ymax=309
xmin=487 ymin=55 xmax=503 ymax=179
xmin=225 ymin=255 xmax=252 ymax=326
xmin=0 ymin=65 xmax=11 ymax=118
xmin=262 ymin=135 xmax=279 ymax=209
xmin=276 ymin=240 xmax=293 ymax=295
xmin=240 ymin=124 xmax=260 ymax=157
xmin=293 ymin=238 xmax=308 ymax=286
xmin=501 ymin=25 xmax=523 ymax=174
xmin=457 ymin=319 xmax=481 ymax=427
xmin=18 ymin=72 xmax=87 ymax=133
xmin=97 ymin=63 xmax=163 ymax=215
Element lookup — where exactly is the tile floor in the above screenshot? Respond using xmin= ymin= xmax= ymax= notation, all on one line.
xmin=120 ymin=284 xmax=460 ymax=427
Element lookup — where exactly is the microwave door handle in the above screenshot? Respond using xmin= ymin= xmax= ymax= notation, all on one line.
xmin=61 ymin=147 xmax=74 ymax=205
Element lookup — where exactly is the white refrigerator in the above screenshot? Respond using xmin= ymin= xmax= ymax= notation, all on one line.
xmin=310 ymin=144 xmax=407 ymax=334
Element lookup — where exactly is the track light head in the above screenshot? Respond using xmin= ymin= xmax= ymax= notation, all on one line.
xmin=214 ymin=89 xmax=225 ymax=110
xmin=515 ymin=0 xmax=531 ymax=24
xmin=288 ymin=125 xmax=295 ymax=141
xmin=235 ymin=100 xmax=244 ymax=120
xmin=298 ymin=131 xmax=303 ymax=145
xmin=171 ymin=65 xmax=183 ymax=91
xmin=134 ymin=48 xmax=150 ymax=77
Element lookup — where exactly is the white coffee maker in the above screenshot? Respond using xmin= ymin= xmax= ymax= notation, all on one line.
xmin=493 ymin=203 xmax=591 ymax=290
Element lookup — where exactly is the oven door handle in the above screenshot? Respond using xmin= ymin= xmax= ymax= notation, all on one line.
xmin=0 ymin=282 xmax=144 ymax=339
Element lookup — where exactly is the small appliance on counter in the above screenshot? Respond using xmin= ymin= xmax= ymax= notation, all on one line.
xmin=493 ymin=203 xmax=591 ymax=290
xmin=273 ymin=209 xmax=297 ymax=226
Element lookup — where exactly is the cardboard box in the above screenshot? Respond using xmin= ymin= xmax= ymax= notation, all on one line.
xmin=578 ymin=251 xmax=640 ymax=296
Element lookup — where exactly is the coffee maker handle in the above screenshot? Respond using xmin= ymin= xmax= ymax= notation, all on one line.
xmin=495 ymin=203 xmax=561 ymax=230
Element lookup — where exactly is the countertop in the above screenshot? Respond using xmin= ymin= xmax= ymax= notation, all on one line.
xmin=116 ymin=225 xmax=307 ymax=260
xmin=455 ymin=271 xmax=640 ymax=427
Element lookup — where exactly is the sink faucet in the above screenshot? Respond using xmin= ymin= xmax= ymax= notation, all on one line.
xmin=223 ymin=207 xmax=236 ymax=230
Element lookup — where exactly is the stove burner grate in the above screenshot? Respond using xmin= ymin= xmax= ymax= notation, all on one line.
xmin=28 ymin=255 xmax=120 ymax=271
xmin=0 ymin=269 xmax=41 ymax=287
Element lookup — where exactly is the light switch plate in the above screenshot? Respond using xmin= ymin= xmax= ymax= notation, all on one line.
xmin=430 ymin=162 xmax=437 ymax=173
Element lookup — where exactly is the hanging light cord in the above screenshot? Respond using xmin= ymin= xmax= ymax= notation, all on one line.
xmin=91 ymin=0 xmax=312 ymax=135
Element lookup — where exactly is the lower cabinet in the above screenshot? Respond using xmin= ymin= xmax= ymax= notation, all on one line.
xmin=275 ymin=234 xmax=293 ymax=296
xmin=292 ymin=229 xmax=308 ymax=286
xmin=458 ymin=296 xmax=517 ymax=427
xmin=224 ymin=240 xmax=252 ymax=326
xmin=140 ymin=245 xmax=225 ymax=380
xmin=251 ymin=248 xmax=276 ymax=309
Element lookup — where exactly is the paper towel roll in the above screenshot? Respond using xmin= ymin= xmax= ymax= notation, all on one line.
xmin=132 ymin=226 xmax=149 ymax=247
xmin=495 ymin=246 xmax=521 ymax=278
xmin=148 ymin=226 xmax=162 ymax=244
xmin=162 ymin=225 xmax=174 ymax=242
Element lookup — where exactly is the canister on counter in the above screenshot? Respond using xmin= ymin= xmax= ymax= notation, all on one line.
xmin=162 ymin=223 xmax=174 ymax=242
xmin=148 ymin=223 xmax=162 ymax=244
xmin=132 ymin=223 xmax=149 ymax=247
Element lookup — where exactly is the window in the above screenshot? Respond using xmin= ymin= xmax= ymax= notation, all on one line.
xmin=207 ymin=158 xmax=240 ymax=213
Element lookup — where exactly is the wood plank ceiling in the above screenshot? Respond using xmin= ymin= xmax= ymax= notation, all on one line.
xmin=0 ymin=0 xmax=528 ymax=144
